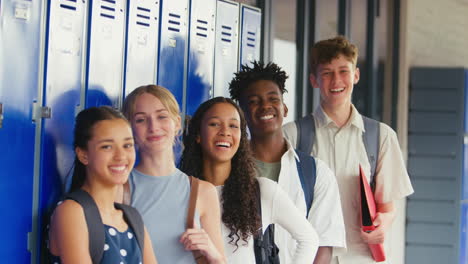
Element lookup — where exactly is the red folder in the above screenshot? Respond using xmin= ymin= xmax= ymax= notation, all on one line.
xmin=359 ymin=164 xmax=386 ymax=262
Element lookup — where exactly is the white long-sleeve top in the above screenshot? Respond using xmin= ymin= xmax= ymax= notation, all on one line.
xmin=215 ymin=177 xmax=319 ymax=263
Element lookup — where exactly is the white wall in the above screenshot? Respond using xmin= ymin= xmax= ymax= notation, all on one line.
xmin=273 ymin=38 xmax=297 ymax=124
xmin=407 ymin=0 xmax=468 ymax=67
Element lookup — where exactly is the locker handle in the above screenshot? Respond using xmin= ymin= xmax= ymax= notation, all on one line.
xmin=32 ymin=102 xmax=51 ymax=122
xmin=0 ymin=103 xmax=3 ymax=128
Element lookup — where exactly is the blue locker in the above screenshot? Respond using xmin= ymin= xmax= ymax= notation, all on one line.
xmin=157 ymin=0 xmax=189 ymax=111
xmin=213 ymin=0 xmax=239 ymax=98
xmin=124 ymin=0 xmax=160 ymax=96
xmin=37 ymin=0 xmax=88 ymax=257
xmin=239 ymin=4 xmax=261 ymax=68
xmin=185 ymin=0 xmax=216 ymax=116
xmin=0 ymin=0 xmax=44 ymax=262
xmin=86 ymin=0 xmax=126 ymax=108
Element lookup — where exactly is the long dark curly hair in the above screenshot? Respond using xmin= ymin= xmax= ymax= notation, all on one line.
xmin=179 ymin=97 xmax=260 ymax=247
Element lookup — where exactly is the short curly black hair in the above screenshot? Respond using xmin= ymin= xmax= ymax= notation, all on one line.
xmin=229 ymin=61 xmax=288 ymax=102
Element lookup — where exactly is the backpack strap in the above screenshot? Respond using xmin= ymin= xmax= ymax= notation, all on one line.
xmin=114 ymin=203 xmax=145 ymax=253
xmin=65 ymin=190 xmax=104 ymax=264
xmin=295 ymin=113 xmax=380 ymax=191
xmin=295 ymin=114 xmax=315 ymax=154
xmin=294 ymin=150 xmax=317 ymax=218
xmin=362 ymin=116 xmax=380 ymax=191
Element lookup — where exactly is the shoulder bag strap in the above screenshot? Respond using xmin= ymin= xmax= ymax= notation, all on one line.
xmin=187 ymin=176 xmax=199 ymax=229
xmin=122 ymin=180 xmax=131 ymax=205
xmin=187 ymin=176 xmax=206 ymax=264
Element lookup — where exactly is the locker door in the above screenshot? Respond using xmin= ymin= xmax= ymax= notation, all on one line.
xmin=124 ymin=0 xmax=160 ymax=96
xmin=0 ymin=0 xmax=43 ymax=262
xmin=157 ymin=0 xmax=189 ymax=110
xmin=406 ymin=68 xmax=466 ymax=264
xmin=185 ymin=0 xmax=216 ymax=116
xmin=86 ymin=0 xmax=126 ymax=108
xmin=37 ymin=0 xmax=87 ymax=248
xmin=239 ymin=4 xmax=261 ymax=68
xmin=460 ymin=70 xmax=468 ymax=264
xmin=213 ymin=0 xmax=239 ymax=98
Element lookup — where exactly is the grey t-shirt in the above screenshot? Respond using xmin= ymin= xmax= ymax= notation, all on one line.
xmin=254 ymin=159 xmax=281 ymax=182
xmin=129 ymin=168 xmax=197 ymax=264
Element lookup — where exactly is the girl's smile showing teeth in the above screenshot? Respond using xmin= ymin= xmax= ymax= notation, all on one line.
xmin=109 ymin=165 xmax=127 ymax=173
xmin=215 ymin=141 xmax=231 ymax=148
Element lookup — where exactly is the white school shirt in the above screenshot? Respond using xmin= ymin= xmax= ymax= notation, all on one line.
xmin=283 ymin=105 xmax=414 ymax=264
xmin=271 ymin=139 xmax=346 ymax=264
xmin=215 ymin=177 xmax=319 ymax=264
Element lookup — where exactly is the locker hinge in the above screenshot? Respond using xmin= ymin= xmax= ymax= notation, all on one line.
xmin=32 ymin=102 xmax=51 ymax=122
xmin=27 ymin=232 xmax=32 ymax=252
xmin=0 ymin=103 xmax=3 ymax=128
xmin=465 ymin=133 xmax=468 ymax=145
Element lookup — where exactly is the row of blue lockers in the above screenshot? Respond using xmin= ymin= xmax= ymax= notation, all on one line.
xmin=0 ymin=0 xmax=261 ymax=262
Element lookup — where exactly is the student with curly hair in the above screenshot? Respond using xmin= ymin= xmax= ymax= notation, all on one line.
xmin=229 ymin=61 xmax=346 ymax=264
xmin=121 ymin=85 xmax=226 ymax=264
xmin=179 ymin=96 xmax=318 ymax=263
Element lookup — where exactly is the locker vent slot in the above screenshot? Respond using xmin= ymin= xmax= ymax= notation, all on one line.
xmin=168 ymin=13 xmax=181 ymax=32
xmin=137 ymin=22 xmax=150 ymax=27
xmin=195 ymin=19 xmax=208 ymax=38
xmin=246 ymin=31 xmax=256 ymax=48
xmin=100 ymin=0 xmax=116 ymax=20
xmin=60 ymin=0 xmax=77 ymax=11
xmin=136 ymin=6 xmax=151 ymax=27
xmin=60 ymin=4 xmax=76 ymax=11
xmin=220 ymin=25 xmax=233 ymax=43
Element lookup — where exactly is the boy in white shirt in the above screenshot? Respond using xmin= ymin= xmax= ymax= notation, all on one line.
xmin=229 ymin=61 xmax=346 ymax=264
xmin=283 ymin=36 xmax=414 ymax=264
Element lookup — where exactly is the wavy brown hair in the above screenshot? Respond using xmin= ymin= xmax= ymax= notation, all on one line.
xmin=179 ymin=97 xmax=260 ymax=247
xmin=310 ymin=35 xmax=358 ymax=75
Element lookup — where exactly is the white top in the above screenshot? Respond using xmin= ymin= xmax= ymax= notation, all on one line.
xmin=271 ymin=139 xmax=346 ymax=264
xmin=283 ymin=105 xmax=414 ymax=264
xmin=215 ymin=177 xmax=319 ymax=264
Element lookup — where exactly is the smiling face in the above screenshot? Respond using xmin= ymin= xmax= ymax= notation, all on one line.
xmin=310 ymin=55 xmax=360 ymax=111
xmin=197 ymin=102 xmax=241 ymax=164
xmin=76 ymin=119 xmax=135 ymax=186
xmin=131 ymin=92 xmax=181 ymax=156
xmin=240 ymin=80 xmax=288 ymax=137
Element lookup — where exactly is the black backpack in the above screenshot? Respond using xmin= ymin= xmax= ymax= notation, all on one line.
xmin=48 ymin=189 xmax=145 ymax=263
xmin=253 ymin=180 xmax=280 ymax=264
xmin=253 ymin=152 xmax=317 ymax=264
